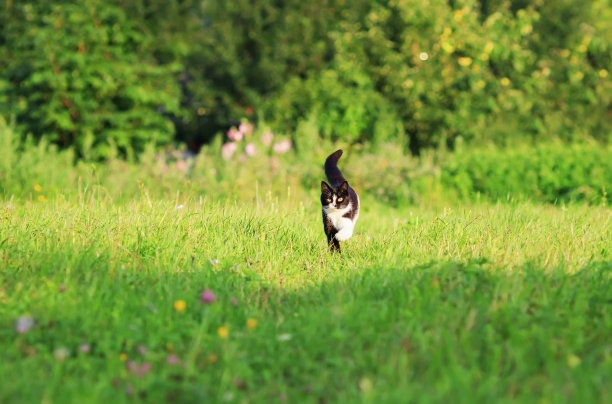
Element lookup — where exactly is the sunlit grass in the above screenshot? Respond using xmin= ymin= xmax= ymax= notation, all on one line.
xmin=1 ymin=192 xmax=610 ymax=402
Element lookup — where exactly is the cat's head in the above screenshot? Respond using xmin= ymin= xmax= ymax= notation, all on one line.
xmin=321 ymin=181 xmax=349 ymax=209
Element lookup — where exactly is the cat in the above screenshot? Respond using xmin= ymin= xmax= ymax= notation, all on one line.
xmin=321 ymin=149 xmax=360 ymax=253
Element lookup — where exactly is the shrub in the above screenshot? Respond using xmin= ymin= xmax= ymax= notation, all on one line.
xmin=0 ymin=1 xmax=182 ymax=159
xmin=441 ymin=142 xmax=612 ymax=204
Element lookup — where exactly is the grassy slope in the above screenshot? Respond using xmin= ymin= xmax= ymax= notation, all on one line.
xmin=1 ymin=193 xmax=611 ymax=403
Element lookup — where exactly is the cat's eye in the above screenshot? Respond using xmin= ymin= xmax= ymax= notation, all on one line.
xmin=337 ymin=197 xmax=344 ymax=202
xmin=326 ymin=198 xmax=332 ymax=203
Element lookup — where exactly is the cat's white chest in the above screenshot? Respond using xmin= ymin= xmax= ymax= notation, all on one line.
xmin=323 ymin=201 xmax=359 ymax=242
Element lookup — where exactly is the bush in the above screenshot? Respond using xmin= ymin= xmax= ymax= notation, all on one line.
xmin=441 ymin=142 xmax=612 ymax=204
xmin=0 ymin=1 xmax=182 ymax=159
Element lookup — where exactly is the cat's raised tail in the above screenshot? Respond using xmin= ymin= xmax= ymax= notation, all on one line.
xmin=324 ymin=149 xmax=345 ymax=186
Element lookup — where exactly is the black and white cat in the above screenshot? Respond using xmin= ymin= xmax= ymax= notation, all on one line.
xmin=321 ymin=150 xmax=360 ymax=253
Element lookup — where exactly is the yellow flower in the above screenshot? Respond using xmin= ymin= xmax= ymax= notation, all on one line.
xmin=119 ymin=353 xmax=128 ymax=361
xmin=34 ymin=184 xmax=42 ymax=192
xmin=414 ymin=101 xmax=423 ymax=109
xmin=560 ymin=49 xmax=570 ymax=58
xmin=431 ymin=278 xmax=440 ymax=287
xmin=578 ymin=44 xmax=587 ymax=53
xmin=500 ymin=77 xmax=511 ymax=87
xmin=574 ymin=72 xmax=584 ymax=81
xmin=207 ymin=353 xmax=218 ymax=364
xmin=441 ymin=42 xmax=455 ymax=54
xmin=218 ymin=326 xmax=229 ymax=339
xmin=471 ymin=64 xmax=480 ymax=73
xmin=476 ymin=80 xmax=486 ymax=89
xmin=246 ymin=318 xmax=258 ymax=330
xmin=599 ymin=69 xmax=609 ymax=78
xmin=453 ymin=9 xmax=463 ymax=21
xmin=458 ymin=57 xmax=472 ymax=67
xmin=567 ymin=354 xmax=581 ymax=368
xmin=261 ymin=231 xmax=266 ymax=241
xmin=174 ymin=300 xmax=186 ymax=312
xmin=37 ymin=195 xmax=46 ymax=202
xmin=484 ymin=41 xmax=494 ymax=54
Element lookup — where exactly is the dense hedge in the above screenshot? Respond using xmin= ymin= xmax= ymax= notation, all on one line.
xmin=1 ymin=0 xmax=611 ymax=157
xmin=441 ymin=143 xmax=612 ymax=204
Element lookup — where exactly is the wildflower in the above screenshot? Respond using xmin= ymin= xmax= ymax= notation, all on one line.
xmin=359 ymin=377 xmax=374 ymax=392
xmin=574 ymin=72 xmax=584 ymax=81
xmin=484 ymin=41 xmax=494 ymax=54
xmin=54 ymin=347 xmax=69 ymax=361
xmin=207 ymin=353 xmax=218 ymax=364
xmin=476 ymin=80 xmax=486 ymax=89
xmin=567 ymin=354 xmax=581 ymax=368
xmin=500 ymin=77 xmax=511 ymax=87
xmin=599 ymin=69 xmax=608 ymax=78
xmin=177 ymin=205 xmax=184 ymax=210
xmin=227 ymin=128 xmax=243 ymax=141
xmin=222 ymin=142 xmax=238 ymax=160
xmin=175 ymin=160 xmax=188 ymax=172
xmin=419 ymin=52 xmax=429 ymax=61
xmin=230 ymin=296 xmax=238 ymax=307
xmin=431 ymin=278 xmax=440 ymax=287
xmin=218 ymin=326 xmax=229 ymax=339
xmin=246 ymin=318 xmax=258 ymax=329
xmin=37 ymin=195 xmax=45 ymax=202
xmin=441 ymin=42 xmax=455 ymax=54
xmin=174 ymin=300 xmax=186 ymax=312
xmin=15 ymin=316 xmax=35 ymax=334
xmin=245 ymin=142 xmax=257 ymax=157
xmin=58 ymin=284 xmax=66 ymax=293
xmin=34 ymin=184 xmax=42 ymax=192
xmin=209 ymin=259 xmax=219 ymax=266
xmin=458 ymin=57 xmax=472 ymax=67
xmin=137 ymin=345 xmax=147 ymax=355
xmin=127 ymin=361 xmax=152 ymax=377
xmin=200 ymin=289 xmax=216 ymax=303
xmin=277 ymin=333 xmax=292 ymax=341
xmin=273 ymin=140 xmax=292 ymax=154
xmin=167 ymin=354 xmax=180 ymax=365
xmin=261 ymin=130 xmax=274 ymax=146
xmin=79 ymin=344 xmax=91 ymax=353
xmin=238 ymin=122 xmax=254 ymax=136
xmin=119 ymin=353 xmax=128 ymax=361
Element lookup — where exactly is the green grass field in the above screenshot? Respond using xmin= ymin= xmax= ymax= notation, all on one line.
xmin=1 ymin=190 xmax=611 ymax=403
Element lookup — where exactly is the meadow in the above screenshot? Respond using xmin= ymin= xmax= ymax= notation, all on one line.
xmin=2 ymin=184 xmax=611 ymax=402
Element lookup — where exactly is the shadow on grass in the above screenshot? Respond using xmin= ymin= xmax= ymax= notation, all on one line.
xmin=2 ymin=258 xmax=611 ymax=403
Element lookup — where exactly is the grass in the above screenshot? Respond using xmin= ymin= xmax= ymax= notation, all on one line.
xmin=1 ymin=189 xmax=611 ymax=403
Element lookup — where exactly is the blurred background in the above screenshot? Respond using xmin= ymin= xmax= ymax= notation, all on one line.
xmin=0 ymin=0 xmax=611 ymax=205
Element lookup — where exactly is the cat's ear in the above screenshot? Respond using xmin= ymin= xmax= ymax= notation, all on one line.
xmin=321 ymin=181 xmax=332 ymax=193
xmin=338 ymin=181 xmax=348 ymax=193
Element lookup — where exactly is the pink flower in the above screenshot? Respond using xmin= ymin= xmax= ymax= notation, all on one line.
xmin=238 ymin=122 xmax=253 ymax=136
xmin=273 ymin=139 xmax=292 ymax=154
xmin=222 ymin=142 xmax=238 ymax=160
xmin=227 ymin=128 xmax=243 ymax=141
xmin=137 ymin=345 xmax=147 ymax=355
xmin=127 ymin=361 xmax=152 ymax=378
xmin=261 ymin=131 xmax=274 ymax=146
xmin=245 ymin=142 xmax=256 ymax=157
xmin=15 ymin=316 xmax=35 ymax=334
xmin=175 ymin=160 xmax=188 ymax=172
xmin=79 ymin=344 xmax=91 ymax=353
xmin=167 ymin=354 xmax=180 ymax=365
xmin=200 ymin=289 xmax=216 ymax=303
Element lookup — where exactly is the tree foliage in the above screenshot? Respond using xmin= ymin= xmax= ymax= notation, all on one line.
xmin=0 ymin=0 xmax=610 ymax=157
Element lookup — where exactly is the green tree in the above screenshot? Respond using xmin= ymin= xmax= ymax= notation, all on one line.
xmin=0 ymin=1 xmax=182 ymax=158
